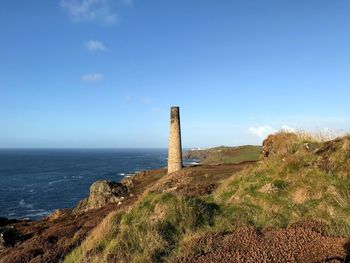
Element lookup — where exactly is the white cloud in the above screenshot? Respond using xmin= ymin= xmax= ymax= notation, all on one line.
xmin=249 ymin=126 xmax=277 ymax=139
xmin=60 ymin=0 xmax=119 ymax=24
xmin=85 ymin=40 xmax=107 ymax=52
xmin=82 ymin=73 xmax=103 ymax=82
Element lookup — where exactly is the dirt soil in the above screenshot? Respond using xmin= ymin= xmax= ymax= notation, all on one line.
xmin=151 ymin=162 xmax=255 ymax=197
xmin=178 ymin=221 xmax=350 ymax=263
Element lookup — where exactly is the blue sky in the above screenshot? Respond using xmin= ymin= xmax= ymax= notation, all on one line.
xmin=0 ymin=0 xmax=350 ymax=148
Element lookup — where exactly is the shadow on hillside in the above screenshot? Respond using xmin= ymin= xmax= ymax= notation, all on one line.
xmin=344 ymin=241 xmax=350 ymax=263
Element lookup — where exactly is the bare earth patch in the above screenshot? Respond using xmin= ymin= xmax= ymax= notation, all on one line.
xmin=292 ymin=187 xmax=309 ymax=204
xmin=178 ymin=221 xmax=350 ymax=263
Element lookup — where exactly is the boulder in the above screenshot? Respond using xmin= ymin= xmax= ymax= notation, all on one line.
xmin=0 ymin=217 xmax=21 ymax=227
xmin=0 ymin=226 xmax=24 ymax=251
xmin=262 ymin=133 xmax=298 ymax=159
xmin=46 ymin=208 xmax=71 ymax=221
xmin=74 ymin=180 xmax=128 ymax=213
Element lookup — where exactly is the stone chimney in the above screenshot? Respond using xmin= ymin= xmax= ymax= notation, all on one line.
xmin=168 ymin=106 xmax=183 ymax=174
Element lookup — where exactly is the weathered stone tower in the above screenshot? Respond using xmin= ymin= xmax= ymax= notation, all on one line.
xmin=168 ymin=106 xmax=183 ymax=174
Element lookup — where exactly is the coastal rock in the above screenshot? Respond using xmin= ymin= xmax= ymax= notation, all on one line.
xmin=46 ymin=208 xmax=71 ymax=221
xmin=314 ymin=136 xmax=350 ymax=174
xmin=120 ymin=176 xmax=134 ymax=188
xmin=0 ymin=217 xmax=21 ymax=227
xmin=74 ymin=180 xmax=128 ymax=213
xmin=262 ymin=133 xmax=298 ymax=159
xmin=0 ymin=226 xmax=24 ymax=251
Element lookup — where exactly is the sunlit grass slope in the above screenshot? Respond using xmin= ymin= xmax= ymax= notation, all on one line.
xmin=65 ymin=132 xmax=350 ymax=263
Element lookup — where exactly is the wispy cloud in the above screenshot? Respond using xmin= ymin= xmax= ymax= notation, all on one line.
xmin=151 ymin=107 xmax=163 ymax=113
xmin=248 ymin=123 xmax=349 ymax=142
xmin=122 ymin=0 xmax=133 ymax=5
xmin=82 ymin=73 xmax=103 ymax=82
xmin=85 ymin=40 xmax=107 ymax=52
xmin=123 ymin=94 xmax=133 ymax=103
xmin=141 ymin=97 xmax=154 ymax=105
xmin=60 ymin=0 xmax=119 ymax=24
xmin=249 ymin=126 xmax=277 ymax=139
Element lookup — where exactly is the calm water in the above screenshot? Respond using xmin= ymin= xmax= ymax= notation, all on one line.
xmin=0 ymin=149 xmax=171 ymax=220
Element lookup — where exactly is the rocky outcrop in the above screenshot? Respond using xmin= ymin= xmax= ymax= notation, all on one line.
xmin=262 ymin=132 xmax=350 ymax=177
xmin=74 ymin=181 xmax=128 ymax=213
xmin=0 ymin=218 xmax=22 ymax=227
xmin=262 ymin=132 xmax=298 ymax=159
xmin=0 ymin=169 xmax=166 ymax=263
xmin=46 ymin=208 xmax=71 ymax=221
xmin=0 ymin=226 xmax=25 ymax=251
xmin=313 ymin=136 xmax=350 ymax=174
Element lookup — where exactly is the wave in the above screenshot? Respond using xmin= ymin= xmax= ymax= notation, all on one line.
xmin=22 ymin=210 xmax=50 ymax=219
xmin=18 ymin=199 xmax=34 ymax=209
xmin=183 ymin=161 xmax=200 ymax=166
xmin=0 ymin=149 xmax=169 ymax=220
xmin=118 ymin=172 xmax=135 ymax=178
xmin=48 ymin=179 xmax=65 ymax=185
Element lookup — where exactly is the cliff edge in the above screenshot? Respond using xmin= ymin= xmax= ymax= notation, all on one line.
xmin=2 ymin=133 xmax=350 ymax=263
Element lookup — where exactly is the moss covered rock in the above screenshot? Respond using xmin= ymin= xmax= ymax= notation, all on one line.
xmin=75 ymin=181 xmax=128 ymax=213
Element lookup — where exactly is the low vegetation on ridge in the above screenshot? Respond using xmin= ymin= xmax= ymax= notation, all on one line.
xmin=184 ymin=145 xmax=262 ymax=164
xmin=213 ymin=132 xmax=350 ymax=233
xmin=65 ymin=132 xmax=350 ymax=263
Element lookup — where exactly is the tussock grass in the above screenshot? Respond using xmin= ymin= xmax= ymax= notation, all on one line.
xmin=213 ymin=132 xmax=350 ymax=232
xmin=65 ymin=132 xmax=350 ymax=262
xmin=295 ymin=130 xmax=339 ymax=143
xmin=65 ymin=211 xmax=124 ymax=263
xmin=65 ymin=193 xmax=219 ymax=263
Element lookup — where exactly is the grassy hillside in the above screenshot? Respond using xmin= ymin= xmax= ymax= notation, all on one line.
xmin=213 ymin=133 xmax=350 ymax=232
xmin=65 ymin=132 xmax=350 ymax=263
xmin=184 ymin=145 xmax=262 ymax=164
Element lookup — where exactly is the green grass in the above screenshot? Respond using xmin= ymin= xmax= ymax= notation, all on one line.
xmin=65 ymin=133 xmax=350 ymax=263
xmin=213 ymin=133 xmax=350 ymax=231
xmin=202 ymin=145 xmax=262 ymax=164
xmin=65 ymin=193 xmax=219 ymax=263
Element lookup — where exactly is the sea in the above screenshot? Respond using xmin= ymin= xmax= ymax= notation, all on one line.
xmin=0 ymin=149 xmax=197 ymax=220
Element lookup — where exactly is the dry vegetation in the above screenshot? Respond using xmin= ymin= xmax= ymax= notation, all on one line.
xmin=63 ymin=132 xmax=350 ymax=262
